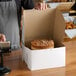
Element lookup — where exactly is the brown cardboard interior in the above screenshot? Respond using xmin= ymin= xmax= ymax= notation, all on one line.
xmin=22 ymin=8 xmax=65 ymax=48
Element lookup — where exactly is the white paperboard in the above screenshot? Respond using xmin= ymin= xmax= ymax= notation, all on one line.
xmin=22 ymin=8 xmax=66 ymax=70
xmin=22 ymin=44 xmax=65 ymax=70
xmin=65 ymin=29 xmax=76 ymax=39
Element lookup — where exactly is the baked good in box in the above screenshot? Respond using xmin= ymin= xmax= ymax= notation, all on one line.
xmin=65 ymin=22 xmax=74 ymax=29
xmin=31 ymin=39 xmax=54 ymax=50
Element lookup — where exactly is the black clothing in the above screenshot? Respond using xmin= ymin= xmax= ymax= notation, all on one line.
xmin=15 ymin=0 xmax=34 ymax=28
xmin=71 ymin=2 xmax=76 ymax=10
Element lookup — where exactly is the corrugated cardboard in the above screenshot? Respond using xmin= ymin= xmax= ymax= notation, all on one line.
xmin=23 ymin=8 xmax=65 ymax=46
xmin=22 ymin=8 xmax=66 ymax=70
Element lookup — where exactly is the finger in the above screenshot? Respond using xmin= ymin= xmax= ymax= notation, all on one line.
xmin=42 ymin=2 xmax=47 ymax=10
xmin=35 ymin=2 xmax=40 ymax=10
xmin=45 ymin=3 xmax=47 ymax=9
xmin=40 ymin=3 xmax=43 ymax=10
xmin=43 ymin=3 xmax=45 ymax=10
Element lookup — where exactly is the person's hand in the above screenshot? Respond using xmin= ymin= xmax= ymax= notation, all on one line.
xmin=0 ymin=34 xmax=6 ymax=42
xmin=34 ymin=2 xmax=47 ymax=10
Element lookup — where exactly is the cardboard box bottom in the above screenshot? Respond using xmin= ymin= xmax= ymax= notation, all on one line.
xmin=22 ymin=44 xmax=66 ymax=71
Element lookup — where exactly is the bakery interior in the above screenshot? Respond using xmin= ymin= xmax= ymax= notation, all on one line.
xmin=0 ymin=0 xmax=76 ymax=76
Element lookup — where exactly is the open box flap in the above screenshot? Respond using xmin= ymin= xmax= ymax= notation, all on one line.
xmin=53 ymin=8 xmax=66 ymax=45
xmin=22 ymin=8 xmax=65 ymax=46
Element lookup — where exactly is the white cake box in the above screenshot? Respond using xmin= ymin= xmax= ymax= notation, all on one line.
xmin=22 ymin=8 xmax=66 ymax=70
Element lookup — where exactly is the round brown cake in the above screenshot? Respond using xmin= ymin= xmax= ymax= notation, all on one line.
xmin=31 ymin=39 xmax=54 ymax=50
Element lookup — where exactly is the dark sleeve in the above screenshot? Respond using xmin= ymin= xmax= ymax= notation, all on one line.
xmin=21 ymin=0 xmax=34 ymax=9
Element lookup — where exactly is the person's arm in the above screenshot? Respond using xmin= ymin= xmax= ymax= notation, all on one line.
xmin=21 ymin=0 xmax=34 ymax=9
